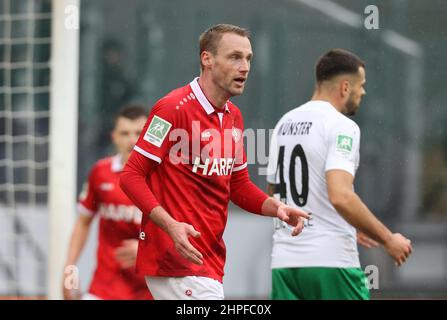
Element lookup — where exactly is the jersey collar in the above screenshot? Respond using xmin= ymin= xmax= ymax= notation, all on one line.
xmin=190 ymin=77 xmax=230 ymax=115
xmin=111 ymin=154 xmax=123 ymax=172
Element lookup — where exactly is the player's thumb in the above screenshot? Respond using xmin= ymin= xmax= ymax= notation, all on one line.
xmin=187 ymin=225 xmax=201 ymax=238
xmin=277 ymin=206 xmax=289 ymax=221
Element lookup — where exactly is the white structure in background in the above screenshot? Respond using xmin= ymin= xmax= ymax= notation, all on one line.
xmin=48 ymin=0 xmax=79 ymax=300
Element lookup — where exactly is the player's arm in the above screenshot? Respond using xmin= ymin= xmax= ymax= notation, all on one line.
xmin=146 ymin=205 xmax=203 ymax=265
xmin=326 ymin=169 xmax=412 ymax=266
xmin=64 ymin=214 xmax=94 ymax=267
xmin=120 ymin=151 xmax=203 ymax=265
xmin=63 ymin=213 xmax=94 ymax=299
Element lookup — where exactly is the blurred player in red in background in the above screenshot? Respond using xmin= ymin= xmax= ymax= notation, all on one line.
xmin=120 ymin=24 xmax=310 ymax=300
xmin=63 ymin=106 xmax=152 ymax=300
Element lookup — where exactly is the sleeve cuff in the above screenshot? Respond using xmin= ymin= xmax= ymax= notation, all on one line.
xmin=325 ymin=163 xmax=355 ymax=177
xmin=77 ymin=203 xmax=95 ymax=217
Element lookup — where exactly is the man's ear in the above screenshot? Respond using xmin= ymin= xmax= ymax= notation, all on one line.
xmin=340 ymin=79 xmax=350 ymax=98
xmin=201 ymin=51 xmax=212 ymax=69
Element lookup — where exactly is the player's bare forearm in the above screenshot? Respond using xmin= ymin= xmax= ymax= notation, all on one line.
xmin=330 ymin=189 xmax=392 ymax=245
xmin=327 ymin=169 xmax=412 ymax=266
xmin=261 ymin=196 xmax=283 ymax=217
xmin=65 ymin=214 xmax=93 ymax=266
xmin=149 ymin=206 xmax=203 ymax=265
xmin=149 ymin=206 xmax=180 ymax=233
xmin=327 ymin=169 xmax=393 ymax=246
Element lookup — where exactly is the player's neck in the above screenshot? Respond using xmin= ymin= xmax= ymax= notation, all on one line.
xmin=311 ymin=91 xmax=344 ymax=114
xmin=198 ymin=75 xmax=229 ymax=110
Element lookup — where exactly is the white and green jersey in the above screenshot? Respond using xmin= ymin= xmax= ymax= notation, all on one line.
xmin=267 ymin=100 xmax=361 ymax=268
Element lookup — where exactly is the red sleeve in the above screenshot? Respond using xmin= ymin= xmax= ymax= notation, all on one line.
xmin=120 ymin=151 xmax=161 ymax=215
xmin=78 ymin=165 xmax=98 ymax=217
xmin=230 ymin=167 xmax=269 ymax=214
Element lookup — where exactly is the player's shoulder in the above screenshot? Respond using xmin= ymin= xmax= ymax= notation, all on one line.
xmin=151 ymin=84 xmax=192 ymax=113
xmin=330 ymin=111 xmax=360 ymax=132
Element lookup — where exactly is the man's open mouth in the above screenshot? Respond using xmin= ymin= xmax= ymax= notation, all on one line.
xmin=234 ymin=77 xmax=246 ymax=85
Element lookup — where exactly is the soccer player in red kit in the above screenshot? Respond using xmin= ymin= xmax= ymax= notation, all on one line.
xmin=63 ymin=106 xmax=153 ymax=300
xmin=120 ymin=24 xmax=309 ymax=299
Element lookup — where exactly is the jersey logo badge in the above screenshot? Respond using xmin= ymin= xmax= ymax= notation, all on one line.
xmin=144 ymin=115 xmax=172 ymax=147
xmin=336 ymin=134 xmax=353 ymax=154
xmin=185 ymin=289 xmax=192 ymax=297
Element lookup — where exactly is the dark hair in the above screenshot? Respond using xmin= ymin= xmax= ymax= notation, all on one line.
xmin=316 ymin=49 xmax=365 ymax=83
xmin=113 ymin=105 xmax=147 ymax=127
xmin=199 ymin=24 xmax=250 ymax=69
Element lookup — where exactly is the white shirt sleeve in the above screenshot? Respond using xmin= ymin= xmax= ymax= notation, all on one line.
xmin=266 ymin=124 xmax=280 ymax=184
xmin=325 ymin=120 xmax=360 ymax=177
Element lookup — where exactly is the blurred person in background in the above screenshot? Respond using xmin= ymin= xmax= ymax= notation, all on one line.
xmin=63 ymin=105 xmax=152 ymax=300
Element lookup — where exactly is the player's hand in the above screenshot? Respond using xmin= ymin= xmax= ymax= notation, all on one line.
xmin=357 ymin=231 xmax=379 ymax=248
xmin=167 ymin=221 xmax=203 ymax=265
xmin=115 ymin=239 xmax=139 ymax=269
xmin=276 ymin=204 xmax=310 ymax=236
xmin=384 ymin=233 xmax=413 ymax=267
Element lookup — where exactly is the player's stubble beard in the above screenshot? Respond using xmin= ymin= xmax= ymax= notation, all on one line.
xmin=344 ymin=91 xmax=360 ymax=116
xmin=216 ymin=76 xmax=245 ymax=99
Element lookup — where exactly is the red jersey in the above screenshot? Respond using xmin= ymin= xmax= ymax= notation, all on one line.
xmin=78 ymin=155 xmax=152 ymax=299
xmin=134 ymin=78 xmax=248 ymax=282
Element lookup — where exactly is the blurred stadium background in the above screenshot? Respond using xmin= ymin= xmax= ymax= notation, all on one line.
xmin=1 ymin=0 xmax=446 ymax=299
